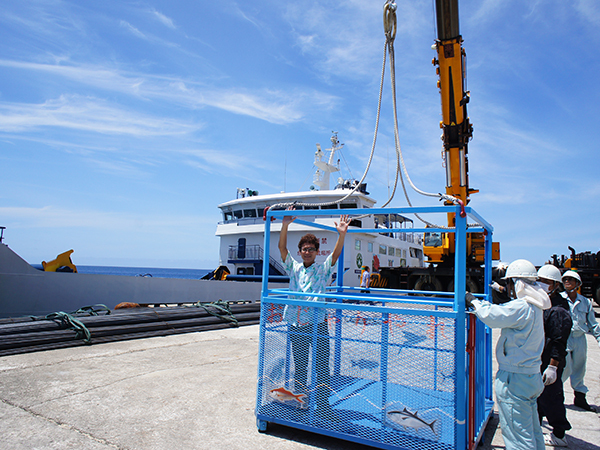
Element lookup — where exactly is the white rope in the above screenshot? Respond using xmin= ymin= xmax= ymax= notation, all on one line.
xmin=383 ymin=1 xmax=451 ymax=228
xmin=268 ymin=0 xmax=472 ymax=230
xmin=383 ymin=1 xmax=477 ymax=230
xmin=267 ymin=37 xmax=387 ymax=212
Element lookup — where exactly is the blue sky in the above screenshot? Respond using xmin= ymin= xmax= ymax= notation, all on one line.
xmin=1 ymin=0 xmax=598 ymax=270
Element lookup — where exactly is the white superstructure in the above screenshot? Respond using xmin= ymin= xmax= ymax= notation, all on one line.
xmin=216 ymin=134 xmax=424 ymax=287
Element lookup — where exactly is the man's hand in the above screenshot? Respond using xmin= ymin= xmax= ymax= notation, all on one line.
xmin=542 ymin=365 xmax=557 ymax=386
xmin=282 ymin=215 xmax=296 ymax=226
xmin=335 ymin=215 xmax=350 ymax=235
xmin=490 ymin=281 xmax=505 ymax=293
xmin=331 ymin=214 xmax=350 ymax=265
xmin=282 ymin=206 xmax=296 ymax=226
xmin=279 ymin=206 xmax=296 ymax=262
xmin=465 ymin=292 xmax=477 ymax=310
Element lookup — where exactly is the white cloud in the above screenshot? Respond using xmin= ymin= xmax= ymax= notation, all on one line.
xmin=150 ymin=9 xmax=176 ymax=29
xmin=232 ymin=3 xmax=261 ymax=29
xmin=119 ymin=20 xmax=146 ymax=39
xmin=469 ymin=0 xmax=507 ymax=24
xmin=0 ymin=205 xmax=202 ymax=230
xmin=0 ymin=95 xmax=199 ymax=136
xmin=0 ymin=59 xmax=148 ymax=96
xmin=0 ymin=59 xmax=337 ymax=125
xmin=81 ymin=157 xmax=151 ymax=178
xmin=1 ymin=3 xmax=87 ymax=39
xmin=575 ymin=0 xmax=600 ymax=28
xmin=281 ymin=0 xmax=429 ymax=83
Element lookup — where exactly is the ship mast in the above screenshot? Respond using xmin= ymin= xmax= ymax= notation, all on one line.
xmin=313 ymin=132 xmax=342 ymax=191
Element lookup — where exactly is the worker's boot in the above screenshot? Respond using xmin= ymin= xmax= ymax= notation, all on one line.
xmin=574 ymin=391 xmax=596 ymax=412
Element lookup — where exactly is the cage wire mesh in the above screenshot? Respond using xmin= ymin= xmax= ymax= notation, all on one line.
xmin=256 ymin=300 xmax=460 ymax=450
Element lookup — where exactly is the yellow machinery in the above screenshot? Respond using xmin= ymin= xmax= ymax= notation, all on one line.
xmin=42 ymin=249 xmax=78 ymax=273
xmin=552 ymin=247 xmax=600 ymax=305
xmin=423 ymin=0 xmax=499 ymax=266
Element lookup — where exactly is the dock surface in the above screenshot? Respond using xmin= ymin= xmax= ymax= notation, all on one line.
xmin=1 ymin=321 xmax=599 ymax=449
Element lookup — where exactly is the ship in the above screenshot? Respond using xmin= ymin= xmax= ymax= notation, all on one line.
xmin=213 ymin=133 xmax=424 ymax=287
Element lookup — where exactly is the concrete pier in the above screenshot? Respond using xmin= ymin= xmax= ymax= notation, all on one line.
xmin=1 ymin=319 xmax=599 ymax=449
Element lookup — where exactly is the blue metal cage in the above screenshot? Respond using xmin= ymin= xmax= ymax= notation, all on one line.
xmin=255 ymin=206 xmax=494 ymax=450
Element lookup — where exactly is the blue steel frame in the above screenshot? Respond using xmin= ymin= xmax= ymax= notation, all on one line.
xmin=256 ymin=205 xmax=494 ymax=450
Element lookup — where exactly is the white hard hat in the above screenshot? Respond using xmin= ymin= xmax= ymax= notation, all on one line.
xmin=503 ymin=259 xmax=538 ymax=280
xmin=537 ymin=264 xmax=562 ymax=283
xmin=562 ymin=270 xmax=582 ymax=286
xmin=497 ymin=262 xmax=509 ymax=271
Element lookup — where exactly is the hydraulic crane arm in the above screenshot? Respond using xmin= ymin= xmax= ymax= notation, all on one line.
xmin=433 ymin=0 xmax=477 ymax=211
xmin=423 ymin=0 xmax=499 ymax=266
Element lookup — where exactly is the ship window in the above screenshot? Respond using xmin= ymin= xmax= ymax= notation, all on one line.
xmin=388 ymin=247 xmax=395 ymax=256
xmin=321 ymin=204 xmax=338 ymax=210
xmin=349 ymin=219 xmax=362 ymax=228
xmin=410 ymin=248 xmax=422 ymax=258
xmin=244 ymin=209 xmax=257 ymax=218
xmin=424 ymin=232 xmax=442 ymax=247
xmin=368 ymin=242 xmax=373 ymax=252
xmin=379 ymin=244 xmax=387 ymax=255
xmin=303 ymin=205 xmax=319 ymax=210
xmin=340 ymin=203 xmax=357 ymax=209
xmin=233 ymin=210 xmax=243 ymax=219
xmin=224 ymin=211 xmax=233 ymax=221
xmin=355 ymin=239 xmax=361 ymax=251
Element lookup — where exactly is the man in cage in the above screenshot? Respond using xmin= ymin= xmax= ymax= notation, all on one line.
xmin=466 ymin=259 xmax=551 ymax=450
xmin=278 ymin=207 xmax=349 ymax=420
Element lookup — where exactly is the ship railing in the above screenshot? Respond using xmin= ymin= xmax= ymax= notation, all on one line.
xmin=228 ymin=244 xmax=287 ymax=276
xmin=377 ymin=229 xmax=414 ymax=242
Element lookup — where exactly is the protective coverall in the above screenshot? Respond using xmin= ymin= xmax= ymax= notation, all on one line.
xmin=537 ymin=292 xmax=572 ymax=437
xmin=470 ymin=280 xmax=550 ymax=450
xmin=561 ymin=291 xmax=600 ymax=394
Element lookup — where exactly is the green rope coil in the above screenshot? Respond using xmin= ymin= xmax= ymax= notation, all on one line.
xmin=188 ymin=300 xmax=239 ymax=327
xmin=46 ymin=312 xmax=92 ymax=344
xmin=71 ymin=304 xmax=111 ymax=316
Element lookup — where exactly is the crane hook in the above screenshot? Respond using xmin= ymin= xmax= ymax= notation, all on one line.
xmin=383 ymin=1 xmax=397 ymax=42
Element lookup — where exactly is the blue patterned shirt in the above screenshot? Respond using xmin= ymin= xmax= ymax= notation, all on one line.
xmin=282 ymin=251 xmax=335 ymax=326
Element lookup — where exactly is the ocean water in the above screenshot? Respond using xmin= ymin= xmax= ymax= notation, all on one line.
xmin=33 ymin=264 xmax=212 ymax=279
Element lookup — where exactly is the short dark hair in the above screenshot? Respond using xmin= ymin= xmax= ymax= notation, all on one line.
xmin=298 ymin=233 xmax=319 ymax=251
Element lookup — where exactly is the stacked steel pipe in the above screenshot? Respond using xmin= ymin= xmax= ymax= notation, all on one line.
xmin=0 ymin=302 xmax=260 ymax=356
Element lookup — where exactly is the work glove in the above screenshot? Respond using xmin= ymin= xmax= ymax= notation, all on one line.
xmin=465 ymin=292 xmax=476 ymax=310
xmin=490 ymin=281 xmax=503 ymax=293
xmin=542 ymin=365 xmax=557 ymax=386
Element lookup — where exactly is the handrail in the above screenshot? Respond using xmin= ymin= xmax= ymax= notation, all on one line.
xmin=228 ymin=244 xmax=287 ymax=276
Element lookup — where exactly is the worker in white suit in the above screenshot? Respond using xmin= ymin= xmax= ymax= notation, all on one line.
xmin=561 ymin=270 xmax=600 ymax=412
xmin=467 ymin=259 xmax=551 ymax=450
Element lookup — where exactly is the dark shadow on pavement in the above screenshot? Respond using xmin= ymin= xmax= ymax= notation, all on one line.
xmin=264 ymin=423 xmax=380 ymax=449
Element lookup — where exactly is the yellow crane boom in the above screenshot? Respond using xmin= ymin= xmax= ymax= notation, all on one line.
xmin=424 ymin=0 xmax=499 ymax=266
